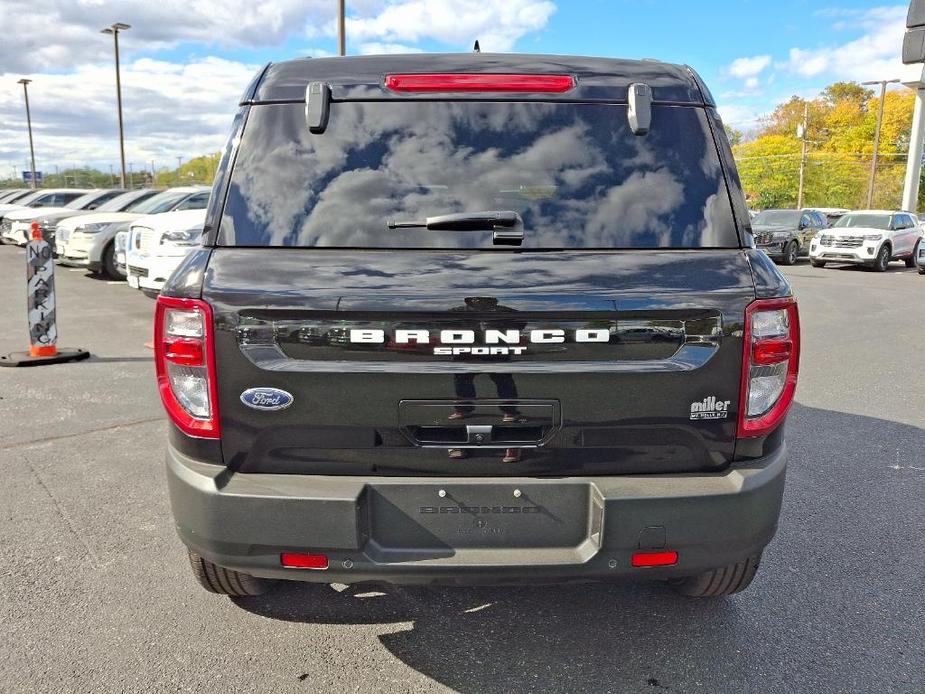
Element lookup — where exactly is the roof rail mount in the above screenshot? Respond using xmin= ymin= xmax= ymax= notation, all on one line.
xmin=305 ymin=81 xmax=331 ymax=134
xmin=627 ymin=82 xmax=652 ymax=136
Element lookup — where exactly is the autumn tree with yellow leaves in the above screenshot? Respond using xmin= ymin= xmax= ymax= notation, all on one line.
xmin=732 ymin=82 xmax=918 ymax=211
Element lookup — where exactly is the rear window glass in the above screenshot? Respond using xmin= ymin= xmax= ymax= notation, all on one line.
xmin=220 ymin=101 xmax=739 ymax=249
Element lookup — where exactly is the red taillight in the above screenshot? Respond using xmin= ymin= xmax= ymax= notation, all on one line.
xmin=737 ymin=297 xmax=800 ymax=439
xmin=281 ymin=552 xmax=329 ymax=570
xmin=154 ymin=295 xmax=220 ymax=439
xmin=384 ymin=73 xmax=576 ymax=93
xmin=752 ymin=338 xmax=792 ymax=365
xmin=631 ymin=551 xmax=678 ymax=567
xmin=163 ymin=337 xmax=204 ymax=366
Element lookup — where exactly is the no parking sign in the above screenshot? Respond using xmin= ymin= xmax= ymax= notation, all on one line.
xmin=27 ymin=228 xmax=57 ymax=355
xmin=0 ymin=222 xmax=89 ymax=367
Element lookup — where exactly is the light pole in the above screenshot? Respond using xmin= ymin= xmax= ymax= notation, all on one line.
xmin=862 ymin=78 xmax=900 ymax=208
xmin=18 ymin=79 xmax=37 ymax=190
xmin=101 ymin=22 xmax=131 ymax=188
xmin=338 ymin=0 xmax=345 ymax=55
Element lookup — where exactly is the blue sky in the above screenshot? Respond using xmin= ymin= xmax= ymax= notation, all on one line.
xmin=0 ymin=0 xmax=913 ymax=172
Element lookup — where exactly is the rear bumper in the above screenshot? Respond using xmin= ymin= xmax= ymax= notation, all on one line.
xmin=167 ymin=444 xmax=787 ymax=585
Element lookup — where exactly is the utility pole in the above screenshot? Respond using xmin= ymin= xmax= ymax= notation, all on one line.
xmin=862 ymin=78 xmax=900 ymax=208
xmin=128 ymin=161 xmax=134 ymax=188
xmin=101 ymin=23 xmax=131 ymax=188
xmin=151 ymin=159 xmax=156 ymax=186
xmin=176 ymin=156 xmax=182 ymax=185
xmin=338 ymin=0 xmax=346 ymax=56
xmin=797 ymin=102 xmax=809 ymax=209
xmin=18 ymin=79 xmax=37 ymax=190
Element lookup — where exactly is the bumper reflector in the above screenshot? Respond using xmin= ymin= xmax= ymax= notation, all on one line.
xmin=281 ymin=552 xmax=329 ymax=570
xmin=631 ymin=551 xmax=678 ymax=567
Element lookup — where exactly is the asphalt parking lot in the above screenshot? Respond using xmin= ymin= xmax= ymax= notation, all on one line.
xmin=1 ymin=246 xmax=923 ymax=694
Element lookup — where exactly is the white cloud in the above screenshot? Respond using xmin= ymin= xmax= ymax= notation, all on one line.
xmin=0 ymin=57 xmax=256 ymax=171
xmin=726 ymin=55 xmax=772 ymax=79
xmin=716 ymin=104 xmax=768 ymax=130
xmin=0 ymin=0 xmax=557 ymax=73
xmin=0 ymin=0 xmax=335 ymax=73
xmin=347 ymin=0 xmax=556 ymax=52
xmin=0 ymin=0 xmax=559 ymax=170
xmin=358 ymin=42 xmax=424 ymax=55
xmin=781 ymin=6 xmax=906 ymax=81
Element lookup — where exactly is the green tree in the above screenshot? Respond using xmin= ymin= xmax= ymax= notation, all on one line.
xmin=734 ymin=83 xmax=915 ymax=210
xmin=734 ymin=135 xmax=801 ymax=209
xmin=820 ymin=82 xmax=873 ymax=107
xmin=724 ymin=124 xmax=743 ymax=147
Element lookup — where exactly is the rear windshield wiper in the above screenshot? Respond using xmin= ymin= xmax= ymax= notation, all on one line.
xmin=388 ymin=210 xmax=524 ymax=246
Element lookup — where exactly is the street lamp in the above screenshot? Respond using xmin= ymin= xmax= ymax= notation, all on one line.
xmin=338 ymin=0 xmax=346 ymax=56
xmin=17 ymin=79 xmax=37 ymax=190
xmin=101 ymin=22 xmax=131 ymax=188
xmin=862 ymin=78 xmax=901 ymax=208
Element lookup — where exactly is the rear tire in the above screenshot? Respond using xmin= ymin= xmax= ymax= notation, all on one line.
xmin=187 ymin=550 xmax=272 ymax=597
xmin=905 ymin=242 xmax=919 ymax=268
xmin=810 ymin=259 xmax=826 ymax=268
xmin=670 ymin=553 xmax=762 ymax=597
xmin=779 ymin=241 xmax=798 ymax=266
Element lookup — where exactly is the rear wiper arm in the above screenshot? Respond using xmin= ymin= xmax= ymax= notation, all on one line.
xmin=388 ymin=210 xmax=524 ymax=246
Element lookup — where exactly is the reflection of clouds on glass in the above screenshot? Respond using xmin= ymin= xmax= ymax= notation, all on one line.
xmin=584 ymin=169 xmax=683 ymax=246
xmin=682 ymin=181 xmax=729 ymax=247
xmin=222 ymin=101 xmax=738 ymax=249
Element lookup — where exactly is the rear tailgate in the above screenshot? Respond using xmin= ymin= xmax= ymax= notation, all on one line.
xmin=204 ymin=248 xmax=753 ymax=476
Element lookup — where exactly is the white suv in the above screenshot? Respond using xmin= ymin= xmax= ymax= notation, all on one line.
xmin=56 ymin=187 xmax=209 ymax=277
xmin=809 ymin=210 xmax=922 ymax=272
xmin=125 ymin=208 xmax=207 ymax=296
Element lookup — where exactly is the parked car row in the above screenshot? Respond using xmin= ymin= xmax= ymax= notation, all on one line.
xmin=749 ymin=206 xmax=924 ymax=273
xmin=0 ymin=186 xmax=209 ymax=295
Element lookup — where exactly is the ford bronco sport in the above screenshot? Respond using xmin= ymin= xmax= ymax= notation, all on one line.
xmin=158 ymin=54 xmax=799 ymax=599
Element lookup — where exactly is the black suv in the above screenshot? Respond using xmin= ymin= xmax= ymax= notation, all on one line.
xmin=752 ymin=208 xmax=828 ymax=265
xmin=157 ymin=54 xmax=798 ymax=599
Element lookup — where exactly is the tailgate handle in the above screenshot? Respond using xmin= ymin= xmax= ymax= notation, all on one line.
xmin=465 ymin=425 xmax=493 ymax=446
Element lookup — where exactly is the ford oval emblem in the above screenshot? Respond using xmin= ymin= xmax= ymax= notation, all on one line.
xmin=240 ymin=387 xmax=294 ymax=411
